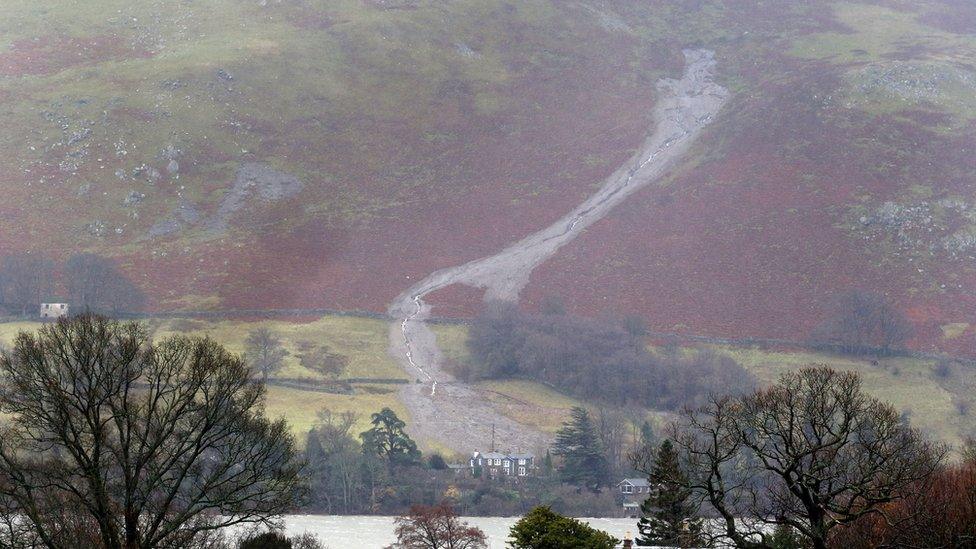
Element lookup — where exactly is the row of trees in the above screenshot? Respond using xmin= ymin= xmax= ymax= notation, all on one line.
xmin=835 ymin=454 xmax=976 ymax=547
xmin=304 ymin=406 xmax=623 ymax=517
xmin=0 ymin=315 xmax=647 ymax=548
xmin=465 ymin=302 xmax=756 ymax=410
xmin=811 ymin=290 xmax=912 ymax=355
xmin=387 ymin=503 xmax=620 ymax=549
xmin=0 ymin=315 xmax=303 ymax=548
xmin=244 ymin=327 xmax=347 ymax=381
xmin=304 ymin=407 xmax=426 ymax=515
xmin=628 ymin=366 xmax=970 ymax=549
xmin=0 ymin=314 xmax=955 ymax=549
xmin=0 ymin=252 xmax=145 ymax=316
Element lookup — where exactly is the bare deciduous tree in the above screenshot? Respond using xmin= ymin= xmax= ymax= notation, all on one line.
xmin=672 ymin=367 xmax=945 ymax=549
xmin=830 ymin=459 xmax=976 ymax=548
xmin=0 ymin=253 xmax=54 ymax=316
xmin=812 ymin=290 xmax=912 ymax=355
xmin=306 ymin=410 xmax=364 ymax=514
xmin=596 ymin=407 xmax=627 ymax=475
xmin=962 ymin=437 xmax=976 ymax=465
xmin=65 ymin=253 xmax=146 ymax=314
xmin=245 ymin=327 xmax=290 ymax=381
xmin=389 ymin=503 xmax=487 ymax=549
xmin=0 ymin=315 xmax=304 ymax=549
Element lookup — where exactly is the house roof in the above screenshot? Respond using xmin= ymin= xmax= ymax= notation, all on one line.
xmin=473 ymin=451 xmax=535 ymax=460
xmin=618 ymin=478 xmax=651 ymax=488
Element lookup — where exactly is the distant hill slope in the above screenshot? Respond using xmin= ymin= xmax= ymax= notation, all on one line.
xmin=2 ymin=0 xmax=975 ymax=354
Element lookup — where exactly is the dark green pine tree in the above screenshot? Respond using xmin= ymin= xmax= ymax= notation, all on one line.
xmin=542 ymin=449 xmax=555 ymax=477
xmin=552 ymin=407 xmax=610 ymax=490
xmin=639 ymin=421 xmax=655 ymax=448
xmin=636 ymin=440 xmax=703 ymax=547
xmin=360 ymin=407 xmax=421 ymax=467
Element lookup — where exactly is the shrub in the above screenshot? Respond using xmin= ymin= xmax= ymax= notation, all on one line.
xmin=428 ymin=453 xmax=448 ymax=470
xmin=238 ymin=531 xmax=325 ymax=549
xmin=509 ymin=506 xmax=618 ymax=549
xmin=933 ymin=359 xmax=954 ymax=379
xmin=239 ymin=531 xmax=291 ymax=549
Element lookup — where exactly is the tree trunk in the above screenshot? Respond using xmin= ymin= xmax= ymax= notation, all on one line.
xmin=809 ymin=510 xmax=829 ymax=549
xmin=124 ymin=513 xmax=140 ymax=549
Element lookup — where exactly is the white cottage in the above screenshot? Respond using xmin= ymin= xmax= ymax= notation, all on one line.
xmin=39 ymin=302 xmax=69 ymax=319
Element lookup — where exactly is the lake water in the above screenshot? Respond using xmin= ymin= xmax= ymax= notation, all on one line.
xmin=281 ymin=515 xmax=641 ymax=548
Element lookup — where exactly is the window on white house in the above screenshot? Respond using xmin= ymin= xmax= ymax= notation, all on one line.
xmin=518 ymin=466 xmax=526 ymax=476
xmin=622 ymin=485 xmax=633 ymax=494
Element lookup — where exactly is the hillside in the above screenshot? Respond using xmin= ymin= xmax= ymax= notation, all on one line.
xmin=2 ymin=1 xmax=976 ymax=354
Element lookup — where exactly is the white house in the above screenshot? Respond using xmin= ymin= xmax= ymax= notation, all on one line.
xmin=618 ymin=478 xmax=653 ymax=495
xmin=618 ymin=478 xmax=654 ymax=518
xmin=39 ymin=303 xmax=69 ymax=319
xmin=469 ymin=451 xmax=535 ymax=478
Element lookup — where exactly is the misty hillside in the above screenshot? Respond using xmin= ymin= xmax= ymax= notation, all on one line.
xmin=3 ymin=0 xmax=976 ymax=354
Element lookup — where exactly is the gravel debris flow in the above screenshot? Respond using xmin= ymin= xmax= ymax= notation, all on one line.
xmin=388 ymin=50 xmax=730 ymax=453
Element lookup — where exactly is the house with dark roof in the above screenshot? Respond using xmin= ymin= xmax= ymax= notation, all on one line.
xmin=469 ymin=451 xmax=535 ymax=478
xmin=617 ymin=478 xmax=654 ymax=518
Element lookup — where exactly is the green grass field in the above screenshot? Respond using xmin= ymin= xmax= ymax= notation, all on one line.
xmin=1 ymin=316 xmax=971 ymax=448
xmin=711 ymin=345 xmax=965 ymax=445
xmin=0 ymin=316 xmax=409 ymax=437
xmin=148 ymin=316 xmax=407 ymax=381
xmin=263 ymin=385 xmax=407 ymax=438
xmin=789 ymin=2 xmax=976 ymax=126
xmin=433 ymin=322 xmax=973 ymax=446
xmin=789 ymin=3 xmax=976 ymax=64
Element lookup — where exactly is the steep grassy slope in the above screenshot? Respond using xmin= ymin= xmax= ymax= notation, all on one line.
xmin=0 ymin=0 xmax=668 ymax=310
xmin=512 ymin=0 xmax=976 ymax=354
xmin=2 ymin=0 xmax=976 ymax=354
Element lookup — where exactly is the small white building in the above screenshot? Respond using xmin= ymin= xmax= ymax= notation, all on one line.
xmin=618 ymin=478 xmax=654 ymax=518
xmin=39 ymin=303 xmax=69 ymax=319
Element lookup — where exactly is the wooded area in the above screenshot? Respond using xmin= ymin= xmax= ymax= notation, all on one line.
xmin=464 ymin=302 xmax=756 ymax=410
xmin=0 ymin=252 xmax=144 ymax=316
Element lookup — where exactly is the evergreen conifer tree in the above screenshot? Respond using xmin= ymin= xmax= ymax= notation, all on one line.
xmin=639 ymin=421 xmax=655 ymax=448
xmin=636 ymin=440 xmax=703 ymax=547
xmin=552 ymin=407 xmax=609 ymax=490
xmin=360 ymin=407 xmax=421 ymax=467
xmin=543 ymin=449 xmax=554 ymax=477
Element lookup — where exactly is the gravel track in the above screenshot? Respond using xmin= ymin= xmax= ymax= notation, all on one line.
xmin=388 ymin=50 xmax=729 ymax=454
